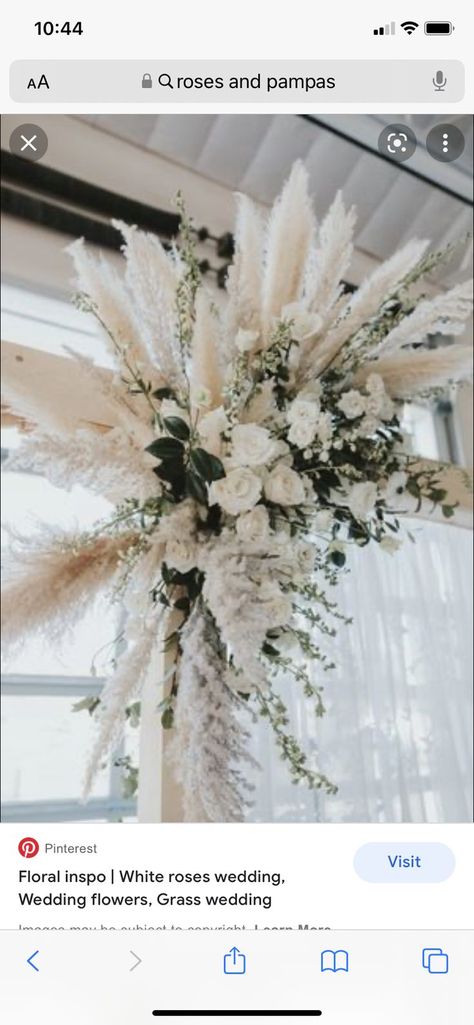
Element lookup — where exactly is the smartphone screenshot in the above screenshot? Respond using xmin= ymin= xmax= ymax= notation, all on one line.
xmin=1 ymin=2 xmax=473 ymax=1021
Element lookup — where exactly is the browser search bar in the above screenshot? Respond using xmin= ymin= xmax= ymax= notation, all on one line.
xmin=10 ymin=60 xmax=465 ymax=103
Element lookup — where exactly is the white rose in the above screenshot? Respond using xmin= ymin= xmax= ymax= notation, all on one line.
xmin=165 ymin=538 xmax=198 ymax=574
xmin=236 ymin=328 xmax=260 ymax=353
xmin=379 ymin=536 xmax=403 ymax=555
xmin=281 ymin=303 xmax=323 ymax=342
xmin=209 ymin=467 xmax=262 ymax=515
xmin=264 ymin=464 xmax=306 ymax=506
xmin=198 ymin=406 xmax=229 ymax=457
xmin=236 ymin=505 xmax=270 ymax=544
xmin=384 ymin=471 xmax=408 ymax=502
xmin=347 ymin=481 xmax=378 ymax=521
xmin=338 ymin=389 xmax=366 ymax=419
xmin=287 ymin=397 xmax=320 ymax=426
xmin=230 ymin=423 xmax=279 ymax=467
xmin=288 ymin=419 xmax=317 ymax=449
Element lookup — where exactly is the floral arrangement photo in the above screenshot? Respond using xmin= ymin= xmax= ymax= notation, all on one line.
xmin=2 ymin=162 xmax=472 ymax=821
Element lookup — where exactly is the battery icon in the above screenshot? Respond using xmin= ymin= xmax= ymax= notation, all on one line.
xmin=424 ymin=21 xmax=453 ymax=34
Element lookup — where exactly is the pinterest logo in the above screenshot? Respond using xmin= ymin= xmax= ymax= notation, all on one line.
xmin=18 ymin=837 xmax=40 ymax=858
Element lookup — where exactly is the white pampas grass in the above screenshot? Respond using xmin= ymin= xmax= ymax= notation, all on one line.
xmin=356 ymin=345 xmax=473 ymax=398
xmin=2 ymin=529 xmax=137 ymax=653
xmin=62 ymin=347 xmax=155 ymax=450
xmin=223 ymin=193 xmax=264 ymax=357
xmin=171 ymin=609 xmax=257 ymax=822
xmin=67 ymin=239 xmax=158 ymax=384
xmin=83 ymin=620 xmax=159 ymax=799
xmin=6 ymin=426 xmax=158 ymax=504
xmin=1 ymin=369 xmax=77 ymax=435
xmin=306 ymin=191 xmax=356 ymax=320
xmin=371 ymin=280 xmax=473 ymax=358
xmin=113 ymin=221 xmax=184 ymax=385
xmin=312 ymin=238 xmax=429 ymax=375
xmin=190 ymin=289 xmax=224 ymax=409
xmin=262 ymin=162 xmax=315 ymax=333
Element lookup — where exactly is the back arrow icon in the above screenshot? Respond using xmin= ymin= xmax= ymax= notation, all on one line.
xmin=27 ymin=950 xmax=39 ymax=972
xmin=129 ymin=950 xmax=142 ymax=972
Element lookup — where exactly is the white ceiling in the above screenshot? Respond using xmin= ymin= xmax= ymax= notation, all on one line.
xmin=79 ymin=113 xmax=472 ymax=286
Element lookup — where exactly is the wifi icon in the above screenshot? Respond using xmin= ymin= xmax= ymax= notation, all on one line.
xmin=401 ymin=21 xmax=419 ymax=34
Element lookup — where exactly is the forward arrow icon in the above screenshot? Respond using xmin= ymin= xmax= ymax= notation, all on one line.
xmin=129 ymin=950 xmax=142 ymax=972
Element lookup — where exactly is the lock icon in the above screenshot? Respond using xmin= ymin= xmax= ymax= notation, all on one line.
xmin=142 ymin=73 xmax=152 ymax=89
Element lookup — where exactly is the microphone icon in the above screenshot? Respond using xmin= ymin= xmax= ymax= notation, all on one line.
xmin=433 ymin=70 xmax=447 ymax=91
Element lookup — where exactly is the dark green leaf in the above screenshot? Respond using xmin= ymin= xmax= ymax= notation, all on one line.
xmin=152 ymin=387 xmax=175 ymax=400
xmin=186 ymin=469 xmax=208 ymax=505
xmin=442 ymin=504 xmax=455 ymax=518
xmin=330 ymin=549 xmax=346 ymax=568
xmin=190 ymin=447 xmax=226 ymax=482
xmin=145 ymin=437 xmax=184 ymax=460
xmin=161 ymin=707 xmax=174 ymax=729
xmin=163 ymin=416 xmax=190 ymax=441
xmin=429 ymin=488 xmax=448 ymax=503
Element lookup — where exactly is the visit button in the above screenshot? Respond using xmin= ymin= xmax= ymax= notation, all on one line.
xmin=354 ymin=843 xmax=455 ymax=883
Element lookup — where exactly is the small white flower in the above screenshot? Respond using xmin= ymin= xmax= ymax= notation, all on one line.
xmin=194 ymin=386 xmax=212 ymax=409
xmin=379 ymin=536 xmax=403 ymax=555
xmin=315 ymin=411 xmax=333 ymax=445
xmin=209 ymin=467 xmax=262 ymax=516
xmin=165 ymin=538 xmax=198 ymax=574
xmin=358 ymin=415 xmax=379 ymax=437
xmin=264 ymin=464 xmax=306 ymax=506
xmin=384 ymin=471 xmax=408 ymax=502
xmin=338 ymin=389 xmax=366 ymax=419
xmin=230 ymin=423 xmax=279 ymax=467
xmin=281 ymin=302 xmax=323 ymax=342
xmin=235 ymin=328 xmax=260 ymax=353
xmin=287 ymin=397 xmax=320 ymax=427
xmin=288 ymin=419 xmax=317 ymax=449
xmin=235 ymin=505 xmax=270 ymax=544
xmin=347 ymin=480 xmax=378 ymax=521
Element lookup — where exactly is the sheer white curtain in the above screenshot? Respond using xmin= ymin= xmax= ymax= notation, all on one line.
xmin=248 ymin=521 xmax=473 ymax=823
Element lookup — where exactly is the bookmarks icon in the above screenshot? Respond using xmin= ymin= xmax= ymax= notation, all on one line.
xmin=321 ymin=949 xmax=349 ymax=972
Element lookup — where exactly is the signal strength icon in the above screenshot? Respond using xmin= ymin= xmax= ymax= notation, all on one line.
xmin=401 ymin=21 xmax=419 ymax=34
xmin=373 ymin=21 xmax=396 ymax=35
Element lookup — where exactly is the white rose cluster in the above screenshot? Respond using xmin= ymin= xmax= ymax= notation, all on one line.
xmin=286 ymin=395 xmax=333 ymax=456
xmin=337 ymin=373 xmax=394 ymax=435
xmin=230 ymin=423 xmax=279 ymax=467
xmin=209 ymin=467 xmax=262 ymax=515
xmin=264 ymin=464 xmax=306 ymax=506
